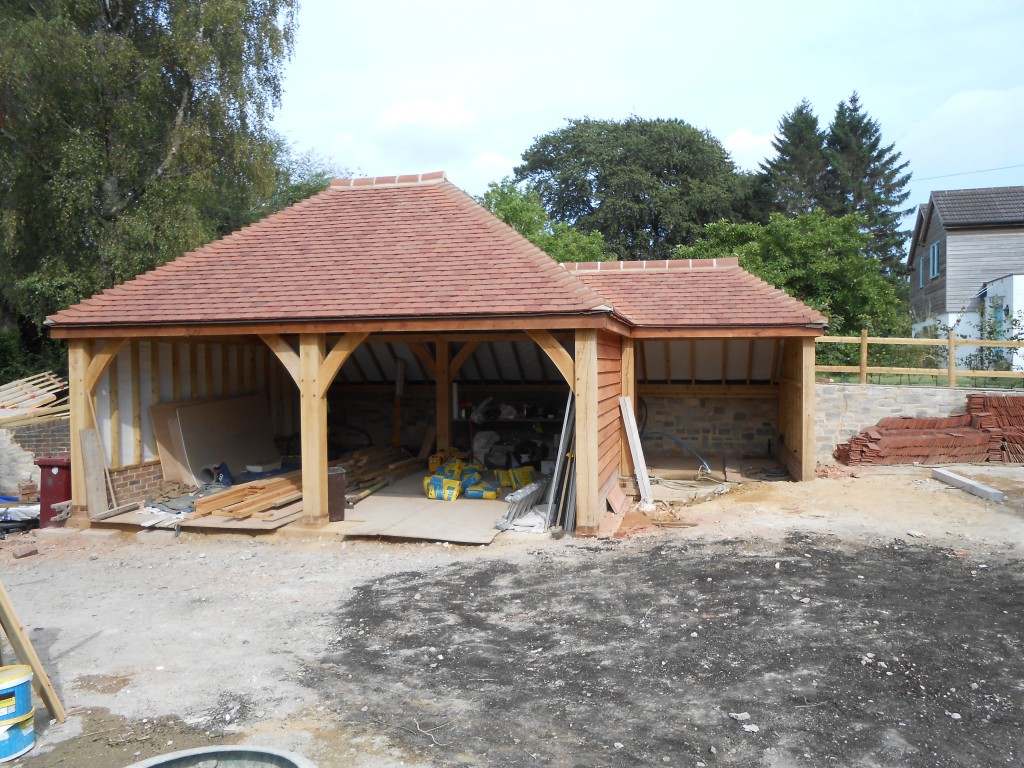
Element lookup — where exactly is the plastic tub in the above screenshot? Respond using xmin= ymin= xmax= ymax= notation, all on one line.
xmin=123 ymin=745 xmax=317 ymax=768
xmin=0 ymin=711 xmax=34 ymax=763
xmin=0 ymin=666 xmax=33 ymax=726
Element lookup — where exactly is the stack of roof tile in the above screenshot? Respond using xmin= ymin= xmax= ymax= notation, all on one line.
xmin=967 ymin=394 xmax=1024 ymax=462
xmin=835 ymin=394 xmax=1024 ymax=466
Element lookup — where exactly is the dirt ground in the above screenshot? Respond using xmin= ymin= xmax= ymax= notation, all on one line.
xmin=4 ymin=464 xmax=1024 ymax=767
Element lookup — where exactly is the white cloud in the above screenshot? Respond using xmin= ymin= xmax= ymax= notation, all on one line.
xmin=723 ymin=127 xmax=775 ymax=172
xmin=378 ymin=96 xmax=478 ymax=132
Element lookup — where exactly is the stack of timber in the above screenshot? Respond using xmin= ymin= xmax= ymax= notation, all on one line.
xmin=0 ymin=371 xmax=69 ymax=428
xmin=183 ymin=444 xmax=422 ymax=526
xmin=189 ymin=473 xmax=303 ymax=523
xmin=836 ymin=393 xmax=1024 ymax=466
xmin=338 ymin=444 xmax=424 ymax=505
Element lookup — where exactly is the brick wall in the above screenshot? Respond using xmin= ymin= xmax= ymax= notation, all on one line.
xmin=641 ymin=396 xmax=778 ymax=459
xmin=815 ymin=383 xmax=1017 ymax=461
xmin=10 ymin=417 xmax=71 ymax=459
xmin=109 ymin=461 xmax=165 ymax=502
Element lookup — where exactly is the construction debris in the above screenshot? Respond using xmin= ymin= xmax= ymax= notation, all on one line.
xmin=835 ymin=393 xmax=1024 ymax=466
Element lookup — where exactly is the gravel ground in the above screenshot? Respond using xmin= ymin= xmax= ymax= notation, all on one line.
xmin=3 ymin=466 xmax=1024 ymax=767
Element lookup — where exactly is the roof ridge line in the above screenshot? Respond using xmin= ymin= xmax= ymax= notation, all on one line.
xmin=331 ymin=172 xmax=447 ymax=189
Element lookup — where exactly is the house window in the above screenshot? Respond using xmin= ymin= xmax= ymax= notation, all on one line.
xmin=919 ymin=254 xmax=925 ymax=288
xmin=929 ymin=241 xmax=940 ymax=279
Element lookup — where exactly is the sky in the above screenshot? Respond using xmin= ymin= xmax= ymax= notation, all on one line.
xmin=271 ymin=1 xmax=1024 ymax=214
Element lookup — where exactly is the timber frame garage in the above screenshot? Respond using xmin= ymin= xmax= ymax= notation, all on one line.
xmin=47 ymin=172 xmax=827 ymax=536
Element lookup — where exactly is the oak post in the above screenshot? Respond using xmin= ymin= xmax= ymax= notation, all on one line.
xmin=435 ymin=340 xmax=451 ymax=450
xmin=299 ymin=334 xmax=328 ymax=525
xmin=574 ymin=329 xmax=600 ymax=535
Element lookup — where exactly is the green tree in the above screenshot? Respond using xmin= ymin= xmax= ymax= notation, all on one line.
xmin=479 ymin=179 xmax=610 ymax=263
xmin=822 ymin=92 xmax=912 ymax=275
xmin=759 ymin=99 xmax=827 ymax=216
xmin=514 ymin=117 xmax=747 ymax=261
xmin=674 ymin=211 xmax=909 ymax=337
xmin=0 ymin=0 xmax=299 ymax=340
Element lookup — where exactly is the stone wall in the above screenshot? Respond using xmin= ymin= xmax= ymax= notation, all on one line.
xmin=815 ymin=383 xmax=1012 ymax=461
xmin=0 ymin=416 xmax=72 ymax=496
xmin=641 ymin=396 xmax=778 ymax=459
xmin=0 ymin=429 xmax=37 ymax=495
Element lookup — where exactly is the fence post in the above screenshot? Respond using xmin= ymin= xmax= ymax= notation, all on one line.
xmin=859 ymin=329 xmax=868 ymax=384
xmin=948 ymin=329 xmax=957 ymax=388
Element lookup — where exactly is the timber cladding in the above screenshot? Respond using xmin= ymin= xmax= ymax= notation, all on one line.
xmin=596 ymin=331 xmax=623 ymax=496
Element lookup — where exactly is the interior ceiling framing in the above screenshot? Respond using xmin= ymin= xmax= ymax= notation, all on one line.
xmin=330 ymin=337 xmax=780 ymax=387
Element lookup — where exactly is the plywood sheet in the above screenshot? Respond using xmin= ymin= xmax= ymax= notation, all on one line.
xmin=340 ymin=472 xmax=503 ymax=544
xmin=150 ymin=400 xmax=202 ymax=483
xmin=176 ymin=394 xmax=281 ymax=485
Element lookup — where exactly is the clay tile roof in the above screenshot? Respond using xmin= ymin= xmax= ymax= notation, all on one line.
xmin=563 ymin=260 xmax=828 ymax=329
xmin=931 ymin=186 xmax=1024 ymax=227
xmin=47 ymin=173 xmax=610 ymax=329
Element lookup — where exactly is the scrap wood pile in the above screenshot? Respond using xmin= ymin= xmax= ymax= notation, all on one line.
xmin=188 ymin=444 xmax=422 ymax=520
xmin=0 ymin=372 xmax=69 ymax=428
xmin=835 ymin=393 xmax=1024 ymax=466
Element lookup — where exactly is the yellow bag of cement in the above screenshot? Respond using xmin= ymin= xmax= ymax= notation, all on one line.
xmin=437 ymin=458 xmax=464 ymax=479
xmin=425 ymin=475 xmax=462 ymax=501
xmin=495 ymin=466 xmax=537 ymax=490
xmin=464 ymin=481 xmax=500 ymax=500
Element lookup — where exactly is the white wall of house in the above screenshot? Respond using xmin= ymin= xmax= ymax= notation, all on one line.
xmin=912 ymin=311 xmax=982 ymax=367
xmin=981 ymin=274 xmax=1024 ymax=370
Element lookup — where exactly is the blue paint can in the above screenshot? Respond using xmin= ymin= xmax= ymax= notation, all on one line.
xmin=0 ymin=711 xmax=34 ymax=763
xmin=0 ymin=666 xmax=32 ymax=726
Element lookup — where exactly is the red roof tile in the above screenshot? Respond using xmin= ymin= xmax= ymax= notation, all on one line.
xmin=47 ymin=175 xmax=826 ymax=333
xmin=47 ymin=173 xmax=610 ymax=329
xmin=564 ymin=260 xmax=828 ymax=329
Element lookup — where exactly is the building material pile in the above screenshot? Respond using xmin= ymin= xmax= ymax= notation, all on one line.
xmin=836 ymin=393 xmax=1024 ymax=466
xmin=341 ymin=444 xmax=423 ymax=504
xmin=0 ymin=372 xmax=69 ymax=428
xmin=967 ymin=394 xmax=1024 ymax=463
xmin=186 ymin=444 xmax=421 ymax=522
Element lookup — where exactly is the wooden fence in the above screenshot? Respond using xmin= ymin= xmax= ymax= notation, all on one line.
xmin=816 ymin=329 xmax=1024 ymax=387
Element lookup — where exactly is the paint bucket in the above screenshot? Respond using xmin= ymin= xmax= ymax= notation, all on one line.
xmin=0 ymin=711 xmax=34 ymax=763
xmin=0 ymin=666 xmax=32 ymax=726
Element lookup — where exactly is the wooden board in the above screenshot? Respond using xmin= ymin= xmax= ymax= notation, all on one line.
xmin=619 ymin=396 xmax=652 ymax=505
xmin=79 ymin=427 xmax=109 ymax=518
xmin=94 ymin=509 xmax=302 ymax=531
xmin=175 ymin=395 xmax=281 ymax=485
xmin=0 ymin=577 xmax=66 ymax=722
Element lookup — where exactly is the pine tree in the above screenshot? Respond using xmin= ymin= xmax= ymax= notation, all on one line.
xmin=823 ymin=92 xmax=912 ymax=276
xmin=759 ymin=100 xmax=827 ymax=216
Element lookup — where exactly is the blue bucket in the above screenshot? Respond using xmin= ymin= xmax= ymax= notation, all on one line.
xmin=0 ymin=667 xmax=32 ymax=726
xmin=0 ymin=711 xmax=34 ymax=763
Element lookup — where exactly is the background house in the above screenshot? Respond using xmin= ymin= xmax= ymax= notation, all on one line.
xmin=908 ymin=186 xmax=1024 ymax=366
